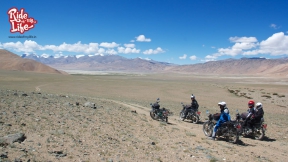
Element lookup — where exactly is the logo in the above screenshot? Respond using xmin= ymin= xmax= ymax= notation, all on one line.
xmin=7 ymin=8 xmax=37 ymax=34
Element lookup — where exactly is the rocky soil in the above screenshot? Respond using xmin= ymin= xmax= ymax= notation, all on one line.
xmin=0 ymin=86 xmax=288 ymax=162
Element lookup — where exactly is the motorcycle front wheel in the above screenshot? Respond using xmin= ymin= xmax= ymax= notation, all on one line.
xmin=150 ymin=111 xmax=157 ymax=120
xmin=203 ymin=121 xmax=213 ymax=137
xmin=179 ymin=111 xmax=185 ymax=121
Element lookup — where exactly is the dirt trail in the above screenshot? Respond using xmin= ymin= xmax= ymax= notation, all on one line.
xmin=103 ymin=99 xmax=288 ymax=162
xmin=37 ymin=89 xmax=287 ymax=161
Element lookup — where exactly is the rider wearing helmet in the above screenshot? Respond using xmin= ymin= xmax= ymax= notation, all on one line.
xmin=246 ymin=102 xmax=264 ymax=132
xmin=209 ymin=101 xmax=231 ymax=140
xmin=254 ymin=102 xmax=264 ymax=122
xmin=152 ymin=98 xmax=161 ymax=117
xmin=183 ymin=94 xmax=199 ymax=120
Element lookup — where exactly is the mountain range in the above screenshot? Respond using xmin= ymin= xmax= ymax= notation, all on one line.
xmin=1 ymin=50 xmax=287 ymax=76
xmin=19 ymin=53 xmax=288 ymax=76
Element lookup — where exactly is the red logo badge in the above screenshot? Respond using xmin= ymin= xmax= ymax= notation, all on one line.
xmin=7 ymin=8 xmax=37 ymax=34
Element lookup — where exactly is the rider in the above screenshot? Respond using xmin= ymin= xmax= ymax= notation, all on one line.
xmin=245 ymin=100 xmax=255 ymax=133
xmin=209 ymin=101 xmax=231 ymax=140
xmin=246 ymin=101 xmax=264 ymax=133
xmin=183 ymin=94 xmax=199 ymax=120
xmin=152 ymin=98 xmax=161 ymax=117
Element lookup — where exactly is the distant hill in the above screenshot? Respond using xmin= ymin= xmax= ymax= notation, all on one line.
xmin=0 ymin=50 xmax=67 ymax=75
xmin=21 ymin=53 xmax=175 ymax=72
xmin=168 ymin=58 xmax=288 ymax=76
xmin=19 ymin=52 xmax=288 ymax=76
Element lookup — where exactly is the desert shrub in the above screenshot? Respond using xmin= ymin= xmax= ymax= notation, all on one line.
xmin=278 ymin=94 xmax=285 ymax=98
xmin=261 ymin=95 xmax=271 ymax=98
xmin=228 ymin=89 xmax=235 ymax=93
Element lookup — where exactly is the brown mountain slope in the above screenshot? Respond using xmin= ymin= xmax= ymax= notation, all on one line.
xmin=167 ymin=59 xmax=288 ymax=76
xmin=0 ymin=49 xmax=67 ymax=74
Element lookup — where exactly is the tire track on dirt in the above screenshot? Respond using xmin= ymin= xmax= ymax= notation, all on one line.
xmin=67 ymin=94 xmax=288 ymax=161
xmin=101 ymin=99 xmax=288 ymax=162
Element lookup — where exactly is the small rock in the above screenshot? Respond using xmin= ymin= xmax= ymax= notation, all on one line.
xmin=151 ymin=142 xmax=156 ymax=145
xmin=0 ymin=133 xmax=26 ymax=145
xmin=21 ymin=94 xmax=28 ymax=97
xmin=0 ymin=152 xmax=8 ymax=158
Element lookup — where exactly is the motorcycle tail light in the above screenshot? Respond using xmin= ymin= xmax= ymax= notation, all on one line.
xmin=197 ymin=112 xmax=201 ymax=115
xmin=263 ymin=124 xmax=267 ymax=129
xmin=236 ymin=124 xmax=241 ymax=129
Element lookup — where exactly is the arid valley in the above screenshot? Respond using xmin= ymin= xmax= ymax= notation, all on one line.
xmin=1 ymin=69 xmax=288 ymax=162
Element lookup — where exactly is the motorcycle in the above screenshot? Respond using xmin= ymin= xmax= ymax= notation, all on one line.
xmin=236 ymin=110 xmax=267 ymax=140
xmin=150 ymin=103 xmax=169 ymax=123
xmin=203 ymin=110 xmax=241 ymax=143
xmin=179 ymin=102 xmax=201 ymax=123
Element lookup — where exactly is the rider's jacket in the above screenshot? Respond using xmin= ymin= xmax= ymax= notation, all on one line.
xmin=217 ymin=107 xmax=231 ymax=125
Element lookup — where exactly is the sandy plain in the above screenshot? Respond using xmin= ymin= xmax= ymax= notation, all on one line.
xmin=0 ymin=70 xmax=288 ymax=162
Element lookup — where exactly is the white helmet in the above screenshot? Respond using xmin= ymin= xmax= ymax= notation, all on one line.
xmin=218 ymin=101 xmax=226 ymax=106
xmin=256 ymin=102 xmax=262 ymax=109
xmin=191 ymin=94 xmax=195 ymax=99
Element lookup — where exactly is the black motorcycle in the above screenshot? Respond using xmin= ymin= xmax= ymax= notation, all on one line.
xmin=203 ymin=110 xmax=241 ymax=143
xmin=179 ymin=103 xmax=201 ymax=123
xmin=150 ymin=103 xmax=169 ymax=123
xmin=237 ymin=110 xmax=267 ymax=140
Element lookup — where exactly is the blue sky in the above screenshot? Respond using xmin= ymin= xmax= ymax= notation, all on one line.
xmin=1 ymin=0 xmax=288 ymax=65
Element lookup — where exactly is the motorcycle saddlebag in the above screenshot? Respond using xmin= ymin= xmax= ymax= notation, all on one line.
xmin=241 ymin=112 xmax=248 ymax=120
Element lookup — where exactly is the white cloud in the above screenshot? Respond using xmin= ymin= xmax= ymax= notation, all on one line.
xmin=270 ymin=24 xmax=280 ymax=29
xmin=106 ymin=49 xmax=118 ymax=55
xmin=1 ymin=40 xmax=41 ymax=53
xmin=203 ymin=55 xmax=218 ymax=62
xmin=229 ymin=36 xmax=257 ymax=43
xmin=179 ymin=54 xmax=187 ymax=60
xmin=1 ymin=40 xmax=103 ymax=54
xmin=189 ymin=55 xmax=197 ymax=60
xmin=206 ymin=32 xmax=288 ymax=59
xmin=244 ymin=32 xmax=288 ymax=56
xmin=124 ymin=43 xmax=135 ymax=48
xmin=211 ymin=46 xmax=216 ymax=49
xmin=98 ymin=48 xmax=105 ymax=54
xmin=99 ymin=42 xmax=119 ymax=48
xmin=117 ymin=47 xmax=140 ymax=54
xmin=143 ymin=47 xmax=165 ymax=55
xmin=130 ymin=40 xmax=135 ymax=42
xmin=135 ymin=35 xmax=151 ymax=42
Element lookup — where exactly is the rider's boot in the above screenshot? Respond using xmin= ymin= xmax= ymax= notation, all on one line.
xmin=208 ymin=130 xmax=216 ymax=140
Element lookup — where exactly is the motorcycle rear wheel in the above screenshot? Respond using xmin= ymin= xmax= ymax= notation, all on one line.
xmin=254 ymin=127 xmax=265 ymax=140
xmin=192 ymin=115 xmax=199 ymax=124
xmin=203 ymin=121 xmax=213 ymax=137
xmin=226 ymin=129 xmax=239 ymax=144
